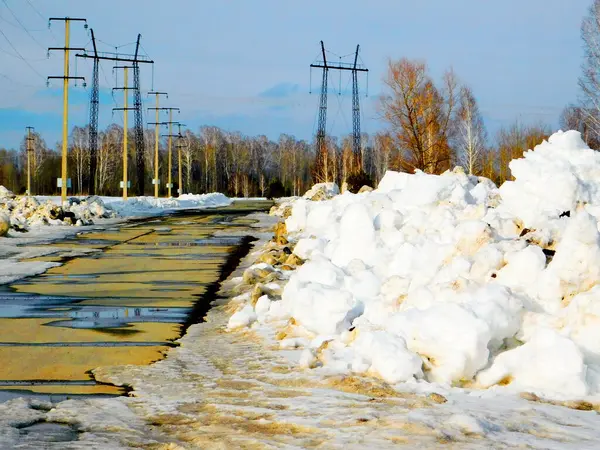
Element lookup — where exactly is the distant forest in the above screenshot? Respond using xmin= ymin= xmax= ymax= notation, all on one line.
xmin=0 ymin=114 xmax=558 ymax=198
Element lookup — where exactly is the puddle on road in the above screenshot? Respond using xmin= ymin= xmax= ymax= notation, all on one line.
xmin=0 ymin=201 xmax=272 ymax=397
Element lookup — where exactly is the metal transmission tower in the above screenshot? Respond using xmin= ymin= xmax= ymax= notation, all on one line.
xmin=310 ymin=41 xmax=368 ymax=178
xmin=132 ymin=34 xmax=145 ymax=196
xmin=351 ymin=45 xmax=362 ymax=158
xmin=315 ymin=41 xmax=328 ymax=171
xmin=86 ymin=29 xmax=99 ymax=195
xmin=76 ymin=36 xmax=153 ymax=196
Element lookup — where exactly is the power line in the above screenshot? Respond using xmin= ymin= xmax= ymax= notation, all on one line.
xmin=1 ymin=0 xmax=46 ymax=50
xmin=0 ymin=27 xmax=44 ymax=79
xmin=24 ymin=0 xmax=58 ymax=44
xmin=0 ymin=72 xmax=39 ymax=89
xmin=24 ymin=0 xmax=45 ymax=22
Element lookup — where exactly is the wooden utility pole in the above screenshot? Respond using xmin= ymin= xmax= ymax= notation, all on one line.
xmin=47 ymin=17 xmax=87 ymax=205
xmin=113 ymin=66 xmax=138 ymax=200
xmin=25 ymin=127 xmax=34 ymax=196
xmin=176 ymin=123 xmax=186 ymax=197
xmin=152 ymin=108 xmax=180 ymax=198
xmin=147 ymin=91 xmax=168 ymax=198
xmin=167 ymin=111 xmax=174 ymax=198
xmin=122 ymin=67 xmax=128 ymax=200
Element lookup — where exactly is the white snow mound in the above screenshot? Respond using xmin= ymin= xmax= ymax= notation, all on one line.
xmin=233 ymin=130 xmax=600 ymax=400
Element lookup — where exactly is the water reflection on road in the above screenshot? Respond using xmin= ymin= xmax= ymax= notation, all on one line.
xmin=0 ymin=201 xmax=270 ymax=398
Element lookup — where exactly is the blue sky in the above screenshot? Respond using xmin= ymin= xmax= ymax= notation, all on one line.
xmin=0 ymin=0 xmax=591 ymax=150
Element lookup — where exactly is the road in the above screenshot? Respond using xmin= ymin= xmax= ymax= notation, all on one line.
xmin=0 ymin=200 xmax=272 ymax=400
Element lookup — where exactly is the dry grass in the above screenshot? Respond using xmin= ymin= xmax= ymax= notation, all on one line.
xmin=263 ymin=388 xmax=310 ymax=398
xmin=520 ymin=391 xmax=598 ymax=411
xmin=215 ymin=379 xmax=260 ymax=390
xmin=149 ymin=414 xmax=198 ymax=426
xmin=325 ymin=375 xmax=399 ymax=398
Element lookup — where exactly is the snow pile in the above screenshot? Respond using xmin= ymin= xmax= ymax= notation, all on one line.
xmin=0 ymin=190 xmax=232 ymax=232
xmin=230 ymin=130 xmax=600 ymax=401
xmin=104 ymin=192 xmax=231 ymax=216
xmin=0 ymin=188 xmax=115 ymax=231
xmin=303 ymin=182 xmax=340 ymax=201
xmin=497 ymin=131 xmax=600 ymax=231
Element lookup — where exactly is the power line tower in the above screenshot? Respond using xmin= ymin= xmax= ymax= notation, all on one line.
xmin=310 ymin=41 xmax=368 ymax=179
xmin=86 ymin=28 xmax=99 ymax=195
xmin=132 ymin=34 xmax=145 ymax=196
xmin=147 ymin=91 xmax=168 ymax=198
xmin=47 ymin=17 xmax=88 ymax=205
xmin=76 ymin=35 xmax=153 ymax=197
xmin=351 ymin=45 xmax=363 ymax=159
xmin=25 ymin=126 xmax=35 ymax=196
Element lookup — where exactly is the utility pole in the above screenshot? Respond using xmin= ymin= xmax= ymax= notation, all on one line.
xmin=25 ymin=127 xmax=34 ymax=196
xmin=151 ymin=108 xmax=180 ymax=197
xmin=176 ymin=123 xmax=186 ymax=197
xmin=147 ymin=92 xmax=168 ymax=198
xmin=48 ymin=17 xmax=87 ymax=205
xmin=113 ymin=66 xmax=136 ymax=200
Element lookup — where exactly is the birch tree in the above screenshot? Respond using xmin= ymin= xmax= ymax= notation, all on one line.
xmin=580 ymin=0 xmax=600 ymax=136
xmin=70 ymin=126 xmax=89 ymax=194
xmin=455 ymin=86 xmax=487 ymax=175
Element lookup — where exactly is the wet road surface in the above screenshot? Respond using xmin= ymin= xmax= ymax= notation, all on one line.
xmin=0 ymin=200 xmax=271 ymax=399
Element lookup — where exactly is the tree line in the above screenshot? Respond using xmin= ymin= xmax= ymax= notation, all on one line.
xmin=0 ymin=110 xmax=554 ymax=198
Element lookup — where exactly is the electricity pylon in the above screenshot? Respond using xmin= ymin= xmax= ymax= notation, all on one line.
xmin=47 ymin=17 xmax=87 ymax=205
xmin=310 ymin=41 xmax=368 ymax=163
xmin=147 ymin=91 xmax=168 ymax=198
xmin=77 ymin=28 xmax=100 ymax=195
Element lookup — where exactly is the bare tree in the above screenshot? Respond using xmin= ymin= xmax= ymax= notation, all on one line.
xmin=455 ymin=86 xmax=487 ymax=175
xmin=560 ymin=105 xmax=600 ymax=149
xmin=372 ymin=132 xmax=393 ymax=184
xmin=580 ymin=0 xmax=600 ymax=136
xmin=97 ymin=125 xmax=122 ymax=194
xmin=70 ymin=126 xmax=89 ymax=194
xmin=496 ymin=121 xmax=550 ymax=183
xmin=380 ymin=58 xmax=458 ymax=174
